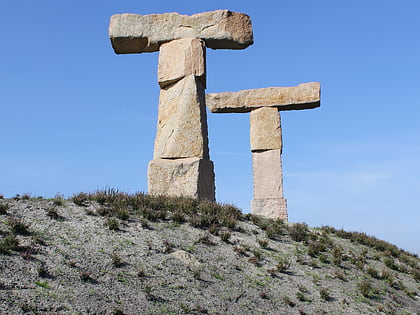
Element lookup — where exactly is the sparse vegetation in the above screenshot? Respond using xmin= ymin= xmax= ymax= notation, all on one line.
xmin=0 ymin=235 xmax=19 ymax=254
xmin=0 ymin=190 xmax=418 ymax=315
xmin=8 ymin=217 xmax=31 ymax=235
xmin=0 ymin=202 xmax=8 ymax=214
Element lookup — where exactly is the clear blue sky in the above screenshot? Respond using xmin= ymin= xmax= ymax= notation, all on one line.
xmin=1 ymin=1 xmax=419 ymax=254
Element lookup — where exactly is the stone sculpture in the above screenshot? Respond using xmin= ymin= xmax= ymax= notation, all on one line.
xmin=207 ymin=83 xmax=321 ymax=220
xmin=109 ymin=10 xmax=254 ymax=201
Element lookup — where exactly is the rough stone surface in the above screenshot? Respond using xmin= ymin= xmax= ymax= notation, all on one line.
xmin=206 ymin=82 xmax=320 ymax=113
xmin=251 ymin=198 xmax=288 ymax=221
xmin=170 ymin=250 xmax=201 ymax=269
xmin=158 ymin=38 xmax=206 ymax=88
xmin=154 ymin=75 xmax=209 ymax=160
xmin=250 ymin=107 xmax=282 ymax=152
xmin=109 ymin=10 xmax=253 ymax=54
xmin=252 ymin=149 xmax=283 ymax=199
xmin=147 ymin=157 xmax=215 ymax=201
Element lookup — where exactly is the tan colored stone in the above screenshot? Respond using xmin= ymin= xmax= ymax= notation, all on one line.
xmin=206 ymin=82 xmax=320 ymax=113
xmin=154 ymin=75 xmax=209 ymax=159
xmin=109 ymin=10 xmax=253 ymax=54
xmin=147 ymin=157 xmax=215 ymax=201
xmin=250 ymin=107 xmax=282 ymax=152
xmin=158 ymin=38 xmax=206 ymax=88
xmin=251 ymin=198 xmax=288 ymax=221
xmin=170 ymin=250 xmax=201 ymax=269
xmin=252 ymin=149 xmax=283 ymax=199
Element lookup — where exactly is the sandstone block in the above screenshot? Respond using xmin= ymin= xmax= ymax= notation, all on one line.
xmin=251 ymin=198 xmax=288 ymax=221
xmin=154 ymin=75 xmax=209 ymax=159
xmin=207 ymin=82 xmax=320 ymax=113
xmin=252 ymin=149 xmax=283 ymax=199
xmin=250 ymin=107 xmax=282 ymax=152
xmin=109 ymin=10 xmax=253 ymax=54
xmin=158 ymin=38 xmax=206 ymax=88
xmin=147 ymin=158 xmax=215 ymax=201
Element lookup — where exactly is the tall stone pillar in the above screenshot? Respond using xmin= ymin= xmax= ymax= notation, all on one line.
xmin=250 ymin=107 xmax=287 ymax=220
xmin=147 ymin=38 xmax=215 ymax=200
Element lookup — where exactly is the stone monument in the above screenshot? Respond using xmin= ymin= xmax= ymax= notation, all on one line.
xmin=207 ymin=82 xmax=321 ymax=220
xmin=109 ymin=10 xmax=254 ymax=201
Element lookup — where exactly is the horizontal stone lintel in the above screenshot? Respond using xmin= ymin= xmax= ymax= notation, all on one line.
xmin=109 ymin=10 xmax=253 ymax=54
xmin=206 ymin=82 xmax=320 ymax=113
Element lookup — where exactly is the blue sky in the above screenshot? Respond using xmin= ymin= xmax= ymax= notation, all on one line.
xmin=1 ymin=1 xmax=419 ymax=254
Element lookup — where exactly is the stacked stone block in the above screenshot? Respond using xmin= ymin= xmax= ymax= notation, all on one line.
xmin=109 ymin=10 xmax=253 ymax=201
xmin=207 ymin=82 xmax=321 ymax=220
xmin=149 ymin=38 xmax=215 ymax=200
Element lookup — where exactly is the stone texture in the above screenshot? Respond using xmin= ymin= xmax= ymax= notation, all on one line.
xmin=206 ymin=82 xmax=320 ymax=113
xmin=170 ymin=250 xmax=201 ymax=269
xmin=252 ymin=149 xmax=283 ymax=199
xmin=109 ymin=10 xmax=253 ymax=54
xmin=250 ymin=107 xmax=282 ymax=152
xmin=158 ymin=38 xmax=206 ymax=88
xmin=251 ymin=198 xmax=288 ymax=221
xmin=154 ymin=75 xmax=209 ymax=160
xmin=147 ymin=157 xmax=215 ymax=201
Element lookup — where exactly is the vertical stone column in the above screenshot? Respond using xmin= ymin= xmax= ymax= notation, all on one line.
xmin=147 ymin=38 xmax=215 ymax=200
xmin=250 ymin=107 xmax=287 ymax=220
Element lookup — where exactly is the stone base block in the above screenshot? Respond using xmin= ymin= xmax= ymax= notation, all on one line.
xmin=251 ymin=198 xmax=288 ymax=221
xmin=148 ymin=158 xmax=215 ymax=201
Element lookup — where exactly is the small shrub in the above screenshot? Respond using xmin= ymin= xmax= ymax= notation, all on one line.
xmin=80 ymin=271 xmax=92 ymax=281
xmin=198 ymin=233 xmax=214 ymax=245
xmin=282 ymin=296 xmax=296 ymax=307
xmin=319 ymin=287 xmax=332 ymax=301
xmin=296 ymin=291 xmax=309 ymax=302
xmin=105 ymin=218 xmax=119 ymax=231
xmin=0 ymin=203 xmax=9 ymax=214
xmin=258 ymin=239 xmax=269 ymax=249
xmin=412 ymin=267 xmax=420 ymax=282
xmin=8 ymin=218 xmax=31 ymax=235
xmin=112 ymin=308 xmax=125 ymax=315
xmin=276 ymin=254 xmax=291 ymax=272
xmin=333 ymin=271 xmax=346 ymax=281
xmin=46 ymin=207 xmax=62 ymax=220
xmin=259 ymin=291 xmax=269 ymax=299
xmin=208 ymin=224 xmax=219 ymax=235
xmin=52 ymin=195 xmax=65 ymax=206
xmin=163 ymin=240 xmax=174 ymax=253
xmin=380 ymin=269 xmax=394 ymax=282
xmin=248 ymin=256 xmax=258 ymax=266
xmin=358 ymin=280 xmax=374 ymax=298
xmin=172 ymin=210 xmax=186 ymax=223
xmin=220 ymin=231 xmax=231 ymax=243
xmin=383 ymin=257 xmax=399 ymax=271
xmin=234 ymin=246 xmax=247 ymax=256
xmin=288 ymin=223 xmax=309 ymax=242
xmin=366 ymin=266 xmax=379 ymax=279
xmin=0 ymin=235 xmax=19 ymax=254
xmin=72 ymin=192 xmax=90 ymax=206
xmin=319 ymin=254 xmax=329 ymax=264
xmin=332 ymin=246 xmax=343 ymax=265
xmin=116 ymin=208 xmax=129 ymax=220
xmin=307 ymin=241 xmax=323 ymax=257
xmin=111 ymin=253 xmax=124 ymax=267
xmin=37 ymin=265 xmax=49 ymax=278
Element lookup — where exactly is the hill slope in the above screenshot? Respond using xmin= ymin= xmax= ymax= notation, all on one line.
xmin=0 ymin=192 xmax=419 ymax=314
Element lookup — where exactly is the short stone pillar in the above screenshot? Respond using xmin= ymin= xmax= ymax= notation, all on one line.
xmin=109 ymin=10 xmax=254 ymax=200
xmin=207 ymin=82 xmax=321 ymax=220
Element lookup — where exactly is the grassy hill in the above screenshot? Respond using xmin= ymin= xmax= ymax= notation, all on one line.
xmin=0 ymin=190 xmax=419 ymax=314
